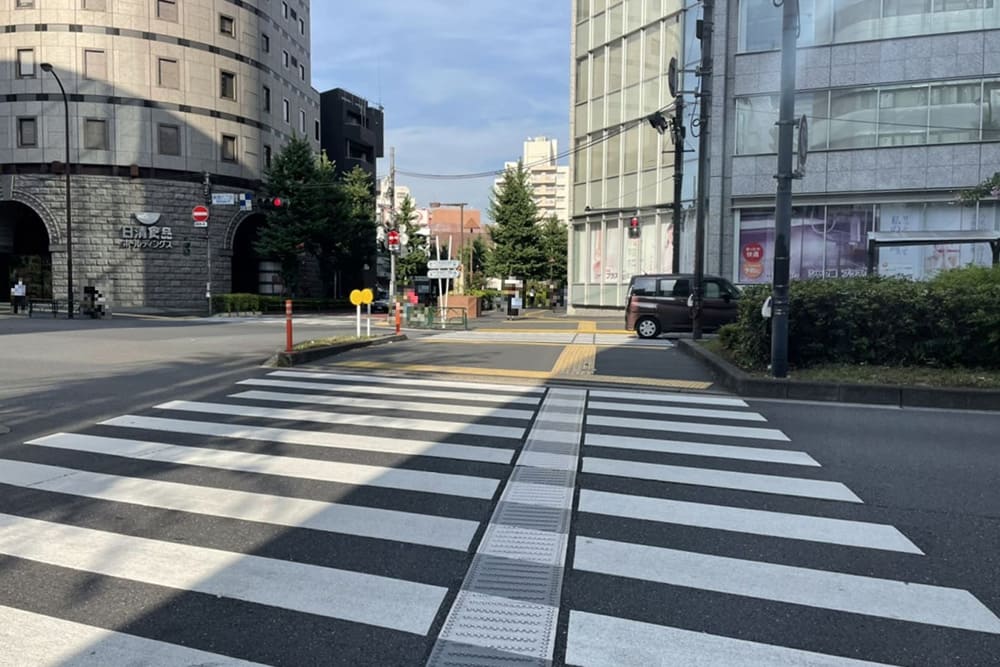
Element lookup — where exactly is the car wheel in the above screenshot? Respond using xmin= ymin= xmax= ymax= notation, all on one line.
xmin=635 ymin=316 xmax=661 ymax=339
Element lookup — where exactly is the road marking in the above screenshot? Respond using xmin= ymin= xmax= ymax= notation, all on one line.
xmin=578 ymin=490 xmax=921 ymax=553
xmin=566 ymin=611 xmax=897 ymax=667
xmin=332 ymin=360 xmax=553 ymax=381
xmin=589 ymin=400 xmax=767 ymax=422
xmin=1 ymin=606 xmax=268 ymax=667
xmin=587 ymin=414 xmax=790 ymax=441
xmin=551 ymin=344 xmax=596 ymax=376
xmin=589 ymin=388 xmax=747 ymax=407
xmin=573 ymin=538 xmax=1000 ymax=633
xmin=584 ymin=433 xmax=819 ymax=466
xmin=28 ymin=433 xmax=499 ymax=499
xmin=0 ymin=460 xmax=479 ymax=551
xmin=322 ymin=362 xmax=714 ymax=390
xmin=238 ymin=377 xmax=542 ymax=406
xmin=153 ymin=400 xmax=526 ymax=440
xmin=273 ymin=369 xmax=548 ymax=391
xmin=102 ymin=415 xmax=516 ymax=464
xmin=0 ymin=513 xmax=448 ymax=635
xmin=583 ymin=457 xmax=863 ymax=502
xmin=229 ymin=390 xmax=535 ymax=421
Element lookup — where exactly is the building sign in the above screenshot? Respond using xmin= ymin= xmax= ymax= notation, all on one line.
xmin=119 ymin=218 xmax=174 ymax=250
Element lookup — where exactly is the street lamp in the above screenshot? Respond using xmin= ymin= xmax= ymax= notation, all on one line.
xmin=40 ymin=63 xmax=73 ymax=319
xmin=429 ymin=201 xmax=468 ymax=292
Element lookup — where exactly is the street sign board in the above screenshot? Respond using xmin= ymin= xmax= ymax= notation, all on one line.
xmin=428 ymin=269 xmax=460 ymax=279
xmin=192 ymin=205 xmax=209 ymax=228
xmin=428 ymin=259 xmax=460 ymax=270
xmin=212 ymin=193 xmax=236 ymax=206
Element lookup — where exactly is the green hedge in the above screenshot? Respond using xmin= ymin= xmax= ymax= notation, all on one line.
xmin=719 ymin=265 xmax=1000 ymax=370
xmin=211 ymin=293 xmax=352 ymax=314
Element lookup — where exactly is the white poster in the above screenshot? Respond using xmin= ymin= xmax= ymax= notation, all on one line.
xmin=605 ymin=223 xmax=620 ymax=283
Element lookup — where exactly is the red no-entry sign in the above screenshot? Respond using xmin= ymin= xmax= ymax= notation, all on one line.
xmin=192 ymin=205 xmax=209 ymax=227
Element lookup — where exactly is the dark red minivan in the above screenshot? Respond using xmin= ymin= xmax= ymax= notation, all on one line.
xmin=625 ymin=273 xmax=742 ymax=338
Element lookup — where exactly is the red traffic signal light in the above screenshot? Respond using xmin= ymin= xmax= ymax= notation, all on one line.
xmin=628 ymin=216 xmax=640 ymax=239
xmin=261 ymin=196 xmax=286 ymax=210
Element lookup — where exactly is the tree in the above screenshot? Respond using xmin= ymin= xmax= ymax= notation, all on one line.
xmin=539 ymin=216 xmax=568 ymax=287
xmin=255 ymin=138 xmax=377 ymax=297
xmin=486 ymin=162 xmax=545 ymax=280
xmin=254 ymin=135 xmax=316 ymax=294
xmin=961 ymin=172 xmax=1000 ymax=204
xmin=395 ymin=194 xmax=429 ymax=286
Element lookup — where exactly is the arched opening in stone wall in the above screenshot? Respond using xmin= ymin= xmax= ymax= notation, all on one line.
xmin=230 ymin=213 xmax=275 ymax=295
xmin=0 ymin=201 xmax=52 ymax=303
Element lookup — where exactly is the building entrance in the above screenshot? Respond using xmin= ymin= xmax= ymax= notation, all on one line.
xmin=0 ymin=201 xmax=52 ymax=307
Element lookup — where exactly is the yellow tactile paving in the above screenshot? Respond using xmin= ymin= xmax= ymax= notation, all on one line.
xmin=333 ymin=360 xmax=552 ymax=380
xmin=551 ymin=344 xmax=596 ymax=376
xmin=576 ymin=320 xmax=599 ymax=333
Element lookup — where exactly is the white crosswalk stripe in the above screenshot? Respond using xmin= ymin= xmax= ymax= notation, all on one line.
xmin=0 ymin=372 xmax=544 ymax=665
xmin=567 ymin=388 xmax=1000 ymax=666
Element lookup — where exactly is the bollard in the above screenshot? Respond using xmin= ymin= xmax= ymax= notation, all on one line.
xmin=395 ymin=301 xmax=401 ymax=335
xmin=285 ymin=299 xmax=293 ymax=352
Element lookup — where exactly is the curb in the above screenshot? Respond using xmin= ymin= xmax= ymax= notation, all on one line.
xmin=677 ymin=340 xmax=1000 ymax=412
xmin=264 ymin=334 xmax=407 ymax=367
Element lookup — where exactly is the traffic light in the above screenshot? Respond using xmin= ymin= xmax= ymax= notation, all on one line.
xmin=260 ymin=196 xmax=286 ymax=210
xmin=628 ymin=216 xmax=640 ymax=239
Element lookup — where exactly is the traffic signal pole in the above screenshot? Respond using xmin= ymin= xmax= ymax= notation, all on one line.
xmin=771 ymin=0 xmax=799 ymax=378
xmin=203 ymin=172 xmax=213 ymax=317
xmin=692 ymin=0 xmax=714 ymax=340
xmin=389 ymin=147 xmax=397 ymax=301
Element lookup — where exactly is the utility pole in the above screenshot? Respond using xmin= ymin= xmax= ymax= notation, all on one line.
xmin=671 ymin=86 xmax=685 ymax=273
xmin=388 ymin=147 xmax=396 ymax=301
xmin=771 ymin=0 xmax=800 ymax=378
xmin=203 ymin=171 xmax=213 ymax=316
xmin=692 ymin=0 xmax=714 ymax=340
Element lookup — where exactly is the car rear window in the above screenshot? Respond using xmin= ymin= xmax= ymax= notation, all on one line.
xmin=629 ymin=277 xmax=657 ymax=297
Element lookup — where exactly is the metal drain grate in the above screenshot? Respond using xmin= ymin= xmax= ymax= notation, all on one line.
xmin=427 ymin=389 xmax=586 ymax=666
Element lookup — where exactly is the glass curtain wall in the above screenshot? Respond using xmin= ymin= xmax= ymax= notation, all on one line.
xmin=738 ymin=0 xmax=999 ymax=51
xmin=736 ymin=202 xmax=999 ymax=284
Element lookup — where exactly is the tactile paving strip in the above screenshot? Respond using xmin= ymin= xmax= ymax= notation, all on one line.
xmin=426 ymin=388 xmax=586 ymax=667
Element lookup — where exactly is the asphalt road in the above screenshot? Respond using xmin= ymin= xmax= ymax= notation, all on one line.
xmin=0 ymin=313 xmax=998 ymax=666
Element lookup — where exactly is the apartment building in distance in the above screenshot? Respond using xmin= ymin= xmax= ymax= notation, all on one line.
xmin=319 ymin=87 xmax=384 ymax=180
xmin=569 ymin=0 xmax=1000 ymax=312
xmin=0 ymin=0 xmax=320 ymax=310
xmin=496 ymin=136 xmax=570 ymax=225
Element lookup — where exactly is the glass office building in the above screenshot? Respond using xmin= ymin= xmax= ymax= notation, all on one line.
xmin=569 ymin=0 xmax=1000 ymax=311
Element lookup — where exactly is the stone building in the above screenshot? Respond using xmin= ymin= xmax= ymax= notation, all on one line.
xmin=0 ymin=0 xmax=320 ymax=311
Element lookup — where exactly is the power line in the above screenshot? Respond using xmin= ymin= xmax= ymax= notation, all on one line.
xmin=395 ymin=103 xmax=676 ymax=180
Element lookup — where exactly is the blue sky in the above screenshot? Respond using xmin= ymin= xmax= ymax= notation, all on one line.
xmin=311 ymin=1 xmax=571 ymax=220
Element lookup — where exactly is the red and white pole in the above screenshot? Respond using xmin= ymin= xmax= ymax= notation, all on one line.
xmin=285 ymin=299 xmax=293 ymax=352
xmin=395 ymin=301 xmax=401 ymax=335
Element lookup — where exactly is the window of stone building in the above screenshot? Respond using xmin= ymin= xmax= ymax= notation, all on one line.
xmin=157 ymin=58 xmax=179 ymax=88
xmin=83 ymin=49 xmax=106 ymax=80
xmin=299 ymin=110 xmax=306 ymax=133
xmin=263 ymin=85 xmax=271 ymax=112
xmin=16 ymin=48 xmax=34 ymax=78
xmin=82 ymin=0 xmax=106 ymax=10
xmin=84 ymin=119 xmax=108 ymax=150
xmin=290 ymin=55 xmax=298 ymax=68
xmin=283 ymin=50 xmax=289 ymax=68
xmin=314 ymin=119 xmax=320 ymax=141
xmin=290 ymin=7 xmax=297 ymax=20
xmin=282 ymin=98 xmax=290 ymax=123
xmin=17 ymin=118 xmax=37 ymax=147
xmin=219 ymin=14 xmax=235 ymax=37
xmin=156 ymin=0 xmax=178 ymax=22
xmin=262 ymin=33 xmax=270 ymax=53
xmin=299 ymin=17 xmax=305 ymax=35
xmin=220 ymin=70 xmax=236 ymax=100
xmin=221 ymin=134 xmax=237 ymax=162
xmin=16 ymin=0 xmax=36 ymax=8
xmin=158 ymin=124 xmax=181 ymax=155
xmin=299 ymin=64 xmax=305 ymax=80
xmin=264 ymin=144 xmax=272 ymax=168
xmin=281 ymin=2 xmax=288 ymax=19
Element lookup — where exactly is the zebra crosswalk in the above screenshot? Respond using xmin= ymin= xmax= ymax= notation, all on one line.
xmin=3 ymin=372 xmax=999 ymax=666
xmin=0 ymin=370 xmax=545 ymax=666
xmin=563 ymin=388 xmax=1000 ymax=666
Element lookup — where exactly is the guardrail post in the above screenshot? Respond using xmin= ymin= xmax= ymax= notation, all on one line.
xmin=285 ymin=299 xmax=293 ymax=352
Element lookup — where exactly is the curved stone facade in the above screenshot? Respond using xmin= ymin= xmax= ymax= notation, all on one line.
xmin=0 ymin=0 xmax=319 ymax=310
